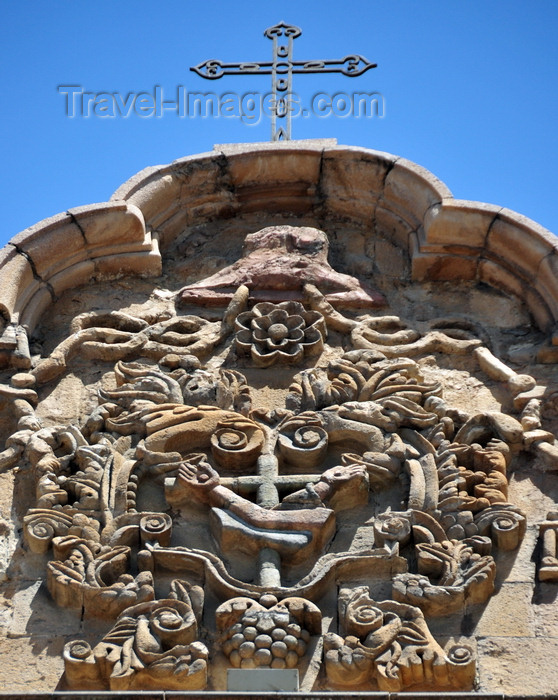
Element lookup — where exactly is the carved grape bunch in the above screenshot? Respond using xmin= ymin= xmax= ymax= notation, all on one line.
xmin=222 ymin=608 xmax=310 ymax=669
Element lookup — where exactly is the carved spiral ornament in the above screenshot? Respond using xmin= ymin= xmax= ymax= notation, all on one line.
xmin=293 ymin=426 xmax=325 ymax=449
xmin=139 ymin=513 xmax=172 ymax=547
xmin=64 ymin=640 xmax=92 ymax=661
xmin=447 ymin=644 xmax=475 ymax=666
xmin=474 ymin=505 xmax=526 ymax=551
xmin=24 ymin=509 xmax=73 ymax=554
xmin=213 ymin=428 xmax=248 ymax=451
xmin=148 ymin=600 xmax=197 ymax=645
xmin=345 ymin=590 xmax=386 ymax=637
xmin=278 ymin=423 xmax=328 ymax=469
xmin=208 ymin=417 xmax=265 ymax=470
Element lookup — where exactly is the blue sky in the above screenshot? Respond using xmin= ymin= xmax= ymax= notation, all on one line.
xmin=2 ymin=1 xmax=557 ymax=245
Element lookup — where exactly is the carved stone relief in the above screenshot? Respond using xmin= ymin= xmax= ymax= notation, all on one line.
xmin=1 ymin=221 xmax=554 ymax=693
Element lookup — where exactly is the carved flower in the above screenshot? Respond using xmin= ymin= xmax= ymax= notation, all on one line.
xmin=373 ymin=512 xmax=411 ymax=551
xmin=235 ymin=302 xmax=326 ymax=367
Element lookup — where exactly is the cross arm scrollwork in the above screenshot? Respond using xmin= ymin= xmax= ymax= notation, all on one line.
xmin=190 ymin=22 xmax=377 ymax=140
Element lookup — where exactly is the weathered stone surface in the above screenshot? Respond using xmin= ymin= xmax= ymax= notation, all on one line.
xmin=485 ymin=209 xmax=558 ymax=282
xmin=423 ymin=200 xmax=500 ymax=249
xmin=471 ymin=583 xmax=535 ymax=637
xmin=1 ymin=140 xmax=558 ymax=696
xmin=477 ymin=637 xmax=558 ymax=695
xmin=320 ymin=148 xmax=395 ymax=222
xmin=178 ymin=225 xmax=385 ymax=309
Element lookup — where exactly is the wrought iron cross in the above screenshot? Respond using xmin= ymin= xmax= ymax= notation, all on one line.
xmin=191 ymin=21 xmax=377 ymax=141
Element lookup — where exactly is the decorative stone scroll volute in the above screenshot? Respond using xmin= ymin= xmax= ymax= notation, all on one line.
xmin=3 ymin=211 xmax=552 ymax=694
xmin=324 ymin=586 xmax=475 ymax=691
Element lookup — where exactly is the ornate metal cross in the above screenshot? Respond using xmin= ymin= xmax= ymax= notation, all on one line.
xmin=191 ymin=21 xmax=377 ymax=141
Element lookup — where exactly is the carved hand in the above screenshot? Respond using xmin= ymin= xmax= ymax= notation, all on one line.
xmin=178 ymin=456 xmax=220 ymax=493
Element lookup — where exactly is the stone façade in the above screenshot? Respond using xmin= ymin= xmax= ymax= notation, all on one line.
xmin=0 ymin=139 xmax=557 ymax=696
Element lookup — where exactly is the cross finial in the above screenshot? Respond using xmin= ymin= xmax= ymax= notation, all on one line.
xmin=191 ymin=23 xmax=377 ymax=141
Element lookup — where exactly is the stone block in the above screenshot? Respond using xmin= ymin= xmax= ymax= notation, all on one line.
xmin=0 ymin=635 xmax=67 ymax=692
xmin=525 ymin=286 xmax=553 ymax=333
xmin=123 ymin=172 xmax=183 ymax=229
xmin=224 ymin=149 xmax=322 ymax=216
xmin=411 ymin=250 xmax=478 ymax=282
xmin=227 ymin=669 xmax=299 ymax=691
xmin=319 ymin=148 xmax=395 ymax=222
xmin=226 ymin=149 xmax=322 ymax=190
xmin=92 ymin=248 xmax=162 ymax=279
xmin=373 ymin=236 xmax=411 ymax=279
xmin=492 ymin=525 xmax=537 ymax=584
xmin=68 ymin=201 xmax=146 ymax=246
xmin=0 ymin=245 xmax=36 ymax=320
xmin=17 ymin=284 xmax=54 ymax=332
xmin=424 ymin=612 xmax=465 ymax=638
xmin=534 ymin=251 xmax=558 ymax=322
xmin=9 ymin=580 xmax=80 ymax=638
xmin=9 ymin=212 xmax=86 ymax=280
xmin=150 ymin=208 xmax=192 ymax=248
xmin=48 ymin=260 xmax=96 ymax=297
xmin=424 ymin=199 xmax=500 ymax=248
xmin=485 ymin=208 xmax=558 ymax=282
xmin=215 ymin=139 xmax=337 ymax=154
xmin=533 ymin=583 xmax=558 ymax=638
xmin=383 ymin=156 xmax=451 ymax=229
xmin=111 ymin=164 xmax=164 ymax=200
xmin=508 ymin=469 xmax=552 ymax=522
xmin=477 ymin=636 xmax=558 ymax=695
xmin=89 ymin=228 xmax=157 ymax=259
xmin=469 ymin=583 xmax=535 ymax=637
xmin=477 ymin=258 xmax=526 ymax=299
xmin=373 ymin=204 xmax=414 ymax=251
xmin=174 ymin=154 xmax=237 ymax=231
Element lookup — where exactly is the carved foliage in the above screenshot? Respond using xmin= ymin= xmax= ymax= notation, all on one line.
xmin=47 ymin=535 xmax=154 ymax=618
xmin=64 ymin=582 xmax=208 ymax=690
xmin=4 ymin=225 xmax=542 ymax=693
xmin=324 ymin=586 xmax=475 ymax=691
xmin=392 ymin=537 xmax=496 ymax=616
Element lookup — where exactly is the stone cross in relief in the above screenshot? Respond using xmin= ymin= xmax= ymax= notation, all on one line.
xmin=191 ymin=21 xmax=377 ymax=141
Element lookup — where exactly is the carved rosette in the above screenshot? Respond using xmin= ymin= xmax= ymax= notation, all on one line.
xmin=234 ymin=302 xmax=326 ymax=366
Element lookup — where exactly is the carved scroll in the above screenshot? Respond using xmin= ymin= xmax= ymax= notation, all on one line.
xmin=324 ymin=586 xmax=475 ymax=691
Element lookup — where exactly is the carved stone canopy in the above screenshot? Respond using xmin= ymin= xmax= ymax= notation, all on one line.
xmin=1 ymin=141 xmax=558 ymax=696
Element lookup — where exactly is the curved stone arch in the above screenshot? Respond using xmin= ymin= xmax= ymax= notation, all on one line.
xmin=0 ymin=202 xmax=160 ymax=337
xmin=110 ymin=141 xmax=558 ymax=332
xmin=1 ymin=140 xmax=556 ymax=361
